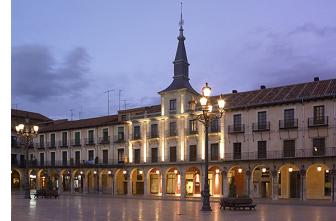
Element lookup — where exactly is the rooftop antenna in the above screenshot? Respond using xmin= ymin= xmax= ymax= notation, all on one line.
xmin=69 ymin=109 xmax=74 ymax=120
xmin=12 ymin=104 xmax=18 ymax=110
xmin=179 ymin=2 xmax=184 ymax=28
xmin=121 ymin=99 xmax=128 ymax=110
xmin=104 ymin=89 xmax=115 ymax=115
xmin=118 ymin=89 xmax=123 ymax=111
xmin=78 ymin=105 xmax=83 ymax=119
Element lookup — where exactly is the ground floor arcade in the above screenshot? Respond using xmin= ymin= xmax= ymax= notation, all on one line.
xmin=11 ymin=160 xmax=336 ymax=201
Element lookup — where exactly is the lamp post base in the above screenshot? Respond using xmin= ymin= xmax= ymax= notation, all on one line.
xmin=24 ymin=188 xmax=31 ymax=199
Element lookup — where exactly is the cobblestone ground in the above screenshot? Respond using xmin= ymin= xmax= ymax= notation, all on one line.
xmin=11 ymin=195 xmax=336 ymax=221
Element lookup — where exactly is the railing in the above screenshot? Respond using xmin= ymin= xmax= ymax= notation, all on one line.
xmin=58 ymin=141 xmax=68 ymax=148
xmin=70 ymin=139 xmax=82 ymax=147
xmin=186 ymin=129 xmax=198 ymax=136
xmin=113 ymin=134 xmax=125 ymax=143
xmin=147 ymin=132 xmax=159 ymax=139
xmin=308 ymin=116 xmax=328 ymax=127
xmin=131 ymin=134 xmax=141 ymax=141
xmin=45 ymin=141 xmax=57 ymax=149
xmin=36 ymin=142 xmax=45 ymax=149
xmin=279 ymin=119 xmax=298 ymax=129
xmin=252 ymin=122 xmax=270 ymax=132
xmin=209 ymin=126 xmax=220 ymax=133
xmin=167 ymin=130 xmax=177 ymax=137
xmin=84 ymin=138 xmax=95 ymax=145
xmin=228 ymin=124 xmax=245 ymax=134
xmin=99 ymin=136 xmax=110 ymax=144
xmin=129 ymin=112 xmax=161 ymax=120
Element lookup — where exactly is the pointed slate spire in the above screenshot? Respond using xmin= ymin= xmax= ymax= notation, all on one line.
xmin=159 ymin=3 xmax=198 ymax=95
xmin=173 ymin=2 xmax=189 ymax=79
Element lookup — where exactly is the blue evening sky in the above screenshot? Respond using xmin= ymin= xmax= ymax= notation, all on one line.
xmin=11 ymin=0 xmax=336 ymax=119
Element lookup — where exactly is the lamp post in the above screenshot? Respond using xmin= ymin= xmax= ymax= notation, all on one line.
xmin=15 ymin=118 xmax=39 ymax=199
xmin=189 ymin=82 xmax=225 ymax=211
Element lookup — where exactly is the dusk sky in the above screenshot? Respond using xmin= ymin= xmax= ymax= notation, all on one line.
xmin=11 ymin=0 xmax=336 ymax=120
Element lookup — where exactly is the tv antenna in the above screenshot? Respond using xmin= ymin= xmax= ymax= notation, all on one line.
xmin=118 ymin=89 xmax=123 ymax=111
xmin=69 ymin=109 xmax=74 ymax=120
xmin=104 ymin=89 xmax=115 ymax=115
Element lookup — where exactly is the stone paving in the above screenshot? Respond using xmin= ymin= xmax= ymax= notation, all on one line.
xmin=11 ymin=194 xmax=336 ymax=221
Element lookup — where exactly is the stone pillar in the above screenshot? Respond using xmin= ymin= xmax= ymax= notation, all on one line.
xmin=98 ymin=172 xmax=103 ymax=194
xmin=271 ymin=169 xmax=279 ymax=200
xmin=127 ymin=174 xmax=132 ymax=196
xmin=82 ymin=173 xmax=88 ymax=194
xmin=300 ymin=167 xmax=306 ymax=200
xmin=222 ymin=170 xmax=229 ymax=197
xmin=330 ymin=166 xmax=336 ymax=203
xmin=143 ymin=174 xmax=147 ymax=196
xmin=162 ymin=173 xmax=166 ymax=197
xmin=245 ymin=170 xmax=252 ymax=197
xmin=180 ymin=173 xmax=186 ymax=199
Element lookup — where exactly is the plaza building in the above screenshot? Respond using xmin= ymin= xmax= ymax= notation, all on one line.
xmin=11 ymin=16 xmax=336 ymax=201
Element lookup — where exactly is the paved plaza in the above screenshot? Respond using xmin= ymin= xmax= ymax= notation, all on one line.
xmin=11 ymin=194 xmax=336 ymax=221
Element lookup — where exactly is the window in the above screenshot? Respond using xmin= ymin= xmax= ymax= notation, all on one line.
xmin=88 ymin=150 xmax=94 ymax=161
xmin=257 ymin=111 xmax=267 ymax=129
xmin=151 ymin=124 xmax=158 ymax=138
xmin=133 ymin=126 xmax=141 ymax=139
xmin=103 ymin=149 xmax=108 ymax=164
xmin=62 ymin=151 xmax=67 ymax=166
xmin=74 ymin=132 xmax=80 ymax=145
xmin=169 ymin=122 xmax=177 ymax=136
xmin=151 ymin=148 xmax=158 ymax=163
xmin=117 ymin=127 xmax=124 ymax=140
xmin=39 ymin=153 xmax=44 ymax=166
xmin=210 ymin=119 xmax=219 ymax=132
xmin=166 ymin=174 xmax=176 ymax=194
xmin=210 ymin=143 xmax=219 ymax=161
xmin=283 ymin=140 xmax=295 ymax=158
xmin=75 ymin=151 xmax=80 ymax=165
xmin=50 ymin=152 xmax=55 ymax=166
xmin=103 ymin=128 xmax=109 ymax=142
xmin=170 ymin=146 xmax=176 ymax=162
xmin=313 ymin=138 xmax=325 ymax=156
xmin=118 ymin=149 xmax=124 ymax=163
xmin=88 ymin=130 xmax=94 ymax=144
xmin=189 ymin=145 xmax=197 ymax=161
xmin=62 ymin=132 xmax=68 ymax=146
xmin=121 ymin=114 xmax=127 ymax=121
xmin=134 ymin=149 xmax=140 ymax=163
xmin=169 ymin=99 xmax=176 ymax=111
xmin=50 ymin=134 xmax=56 ymax=148
xmin=258 ymin=141 xmax=267 ymax=159
xmin=313 ymin=105 xmax=325 ymax=124
xmin=284 ymin=109 xmax=295 ymax=127
xmin=189 ymin=120 xmax=197 ymax=134
xmin=233 ymin=114 xmax=242 ymax=129
xmin=233 ymin=143 xmax=241 ymax=160
xmin=39 ymin=135 xmax=44 ymax=148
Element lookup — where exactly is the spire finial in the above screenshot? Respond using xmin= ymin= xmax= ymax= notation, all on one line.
xmin=179 ymin=2 xmax=184 ymax=28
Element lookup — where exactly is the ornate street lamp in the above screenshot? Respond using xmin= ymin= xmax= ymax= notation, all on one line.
xmin=15 ymin=118 xmax=39 ymax=199
xmin=189 ymin=82 xmax=225 ymax=211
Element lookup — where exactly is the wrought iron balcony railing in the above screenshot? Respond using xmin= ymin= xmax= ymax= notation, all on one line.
xmin=228 ymin=124 xmax=245 ymax=134
xmin=279 ymin=119 xmax=298 ymax=129
xmin=252 ymin=122 xmax=270 ymax=132
xmin=308 ymin=116 xmax=328 ymax=127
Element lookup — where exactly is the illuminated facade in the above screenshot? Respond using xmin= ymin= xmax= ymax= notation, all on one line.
xmin=11 ymin=16 xmax=336 ymax=201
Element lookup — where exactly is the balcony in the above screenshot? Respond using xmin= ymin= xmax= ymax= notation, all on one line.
xmin=186 ymin=129 xmax=198 ymax=136
xmin=131 ymin=133 xmax=141 ymax=141
xmin=84 ymin=138 xmax=95 ymax=146
xmin=308 ymin=116 xmax=328 ymax=127
xmin=252 ymin=122 xmax=270 ymax=132
xmin=59 ymin=141 xmax=68 ymax=148
xmin=114 ymin=134 xmax=125 ymax=143
xmin=148 ymin=132 xmax=159 ymax=139
xmin=228 ymin=124 xmax=245 ymax=134
xmin=70 ymin=139 xmax=82 ymax=147
xmin=46 ymin=141 xmax=57 ymax=149
xmin=209 ymin=126 xmax=220 ymax=133
xmin=99 ymin=136 xmax=110 ymax=144
xmin=279 ymin=119 xmax=298 ymax=129
xmin=37 ymin=142 xmax=45 ymax=149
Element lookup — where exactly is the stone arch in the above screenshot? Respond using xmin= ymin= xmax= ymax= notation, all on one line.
xmin=228 ymin=165 xmax=246 ymax=197
xmin=165 ymin=167 xmax=181 ymax=196
xmin=146 ymin=168 xmax=162 ymax=195
xmin=278 ymin=163 xmax=300 ymax=199
xmin=28 ymin=169 xmax=37 ymax=190
xmin=208 ymin=166 xmax=222 ymax=197
xmin=251 ymin=164 xmax=272 ymax=198
xmin=185 ymin=167 xmax=201 ymax=197
xmin=306 ymin=163 xmax=330 ymax=199
xmin=11 ymin=169 xmax=22 ymax=190
xmin=72 ymin=169 xmax=84 ymax=193
xmin=129 ymin=168 xmax=144 ymax=195
xmin=60 ymin=169 xmax=72 ymax=192
xmin=99 ymin=169 xmax=113 ymax=193
xmin=115 ymin=169 xmax=128 ymax=195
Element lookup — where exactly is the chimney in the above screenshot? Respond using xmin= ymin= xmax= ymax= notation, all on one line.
xmin=232 ymin=90 xmax=237 ymax=93
xmin=314 ymin=77 xmax=319 ymax=82
xmin=260 ymin=85 xmax=266 ymax=89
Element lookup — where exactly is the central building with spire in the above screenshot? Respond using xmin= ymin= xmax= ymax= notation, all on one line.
xmin=11 ymin=9 xmax=336 ymax=202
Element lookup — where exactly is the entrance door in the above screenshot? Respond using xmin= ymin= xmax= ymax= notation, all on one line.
xmin=290 ymin=171 xmax=300 ymax=198
xmin=186 ymin=179 xmax=194 ymax=195
xmin=136 ymin=182 xmax=144 ymax=194
xmin=261 ymin=181 xmax=270 ymax=198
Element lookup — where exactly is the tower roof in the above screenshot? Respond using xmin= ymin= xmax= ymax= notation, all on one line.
xmin=159 ymin=4 xmax=198 ymax=95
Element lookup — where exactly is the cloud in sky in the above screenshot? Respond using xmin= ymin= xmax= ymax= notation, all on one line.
xmin=11 ymin=45 xmax=90 ymax=102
